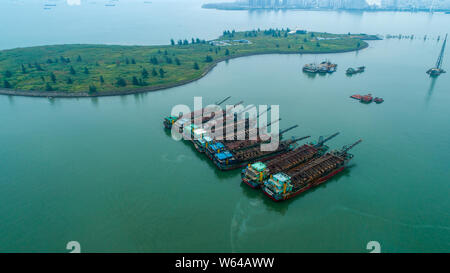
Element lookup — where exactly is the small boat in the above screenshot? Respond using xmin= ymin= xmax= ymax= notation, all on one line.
xmin=360 ymin=94 xmax=373 ymax=103
xmin=302 ymin=63 xmax=318 ymax=73
xmin=346 ymin=66 xmax=365 ymax=75
xmin=374 ymin=97 xmax=384 ymax=104
xmin=350 ymin=94 xmax=362 ymax=100
xmin=350 ymin=93 xmax=374 ymax=103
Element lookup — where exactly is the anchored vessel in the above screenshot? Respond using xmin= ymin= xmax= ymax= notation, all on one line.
xmin=223 ymin=125 xmax=298 ymax=153
xmin=350 ymin=93 xmax=376 ymax=103
xmin=303 ymin=61 xmax=337 ymax=74
xmin=346 ymin=66 xmax=365 ymax=75
xmin=263 ymin=139 xmax=362 ymax=202
xmin=427 ymin=34 xmax=447 ymax=77
xmin=210 ymin=136 xmax=310 ymax=171
xmin=241 ymin=133 xmax=340 ymax=189
xmin=374 ymin=97 xmax=384 ymax=104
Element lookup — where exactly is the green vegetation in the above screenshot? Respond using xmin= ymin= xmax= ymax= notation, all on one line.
xmin=0 ymin=29 xmax=371 ymax=95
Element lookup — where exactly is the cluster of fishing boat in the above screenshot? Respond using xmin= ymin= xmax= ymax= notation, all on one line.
xmin=303 ymin=60 xmax=367 ymax=76
xmin=163 ymin=97 xmax=362 ymax=202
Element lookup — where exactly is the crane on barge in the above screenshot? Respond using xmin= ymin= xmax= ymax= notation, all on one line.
xmin=427 ymin=34 xmax=447 ymax=77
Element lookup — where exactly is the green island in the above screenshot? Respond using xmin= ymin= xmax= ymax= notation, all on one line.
xmin=0 ymin=29 xmax=376 ymax=97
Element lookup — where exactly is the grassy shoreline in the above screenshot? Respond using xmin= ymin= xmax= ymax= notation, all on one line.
xmin=0 ymin=30 xmax=373 ymax=97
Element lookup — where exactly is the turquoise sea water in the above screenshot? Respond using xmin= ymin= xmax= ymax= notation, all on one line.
xmin=0 ymin=0 xmax=449 ymax=252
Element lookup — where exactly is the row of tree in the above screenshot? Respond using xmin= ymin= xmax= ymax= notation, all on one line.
xmin=170 ymin=38 xmax=207 ymax=46
xmin=150 ymin=56 xmax=182 ymax=66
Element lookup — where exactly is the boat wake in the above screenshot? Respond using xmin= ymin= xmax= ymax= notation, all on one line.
xmin=229 ymin=198 xmax=278 ymax=252
xmin=161 ymin=153 xmax=190 ymax=163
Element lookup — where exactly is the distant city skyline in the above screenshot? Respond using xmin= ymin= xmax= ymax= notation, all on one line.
xmin=227 ymin=0 xmax=450 ymax=10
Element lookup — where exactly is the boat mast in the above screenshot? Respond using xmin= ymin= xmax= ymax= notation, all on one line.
xmin=436 ymin=34 xmax=447 ymax=69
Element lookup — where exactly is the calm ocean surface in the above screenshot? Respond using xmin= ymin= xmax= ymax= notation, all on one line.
xmin=0 ymin=0 xmax=449 ymax=252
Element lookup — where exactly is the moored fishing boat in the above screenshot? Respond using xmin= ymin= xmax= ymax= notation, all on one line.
xmin=303 ymin=60 xmax=337 ymax=74
xmin=346 ymin=66 xmax=365 ymax=75
xmin=350 ymin=93 xmax=373 ymax=103
xmin=374 ymin=97 xmax=384 ymax=104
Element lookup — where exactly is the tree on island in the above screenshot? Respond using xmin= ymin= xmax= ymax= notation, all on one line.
xmin=225 ymin=49 xmax=230 ymax=56
xmin=45 ymin=83 xmax=53 ymax=91
xmin=3 ymin=80 xmax=11 ymax=88
xmin=131 ymin=58 xmax=136 ymax=64
xmin=4 ymin=70 xmax=12 ymax=77
xmin=316 ymin=42 xmax=320 ymax=47
xmin=21 ymin=64 xmax=27 ymax=74
xmin=175 ymin=58 xmax=181 ymax=66
xmin=205 ymin=55 xmax=213 ymax=63
xmin=89 ymin=84 xmax=97 ymax=93
xmin=100 ymin=76 xmax=105 ymax=84
xmin=300 ymin=45 xmax=304 ymax=50
xmin=84 ymin=67 xmax=89 ymax=74
xmin=67 ymin=77 xmax=73 ymax=84
xmin=152 ymin=68 xmax=158 ymax=77
xmin=150 ymin=57 xmax=159 ymax=65
xmin=193 ymin=62 xmax=199 ymax=70
xmin=142 ymin=68 xmax=149 ymax=78
xmin=171 ymin=39 xmax=175 ymax=46
xmin=70 ymin=66 xmax=76 ymax=75
xmin=132 ymin=76 xmax=140 ymax=85
xmin=76 ymin=55 xmax=82 ymax=62
xmin=159 ymin=68 xmax=165 ymax=78
xmin=116 ymin=78 xmax=127 ymax=87
xmin=35 ymin=63 xmax=44 ymax=71
xmin=50 ymin=72 xmax=56 ymax=83
xmin=60 ymin=56 xmax=70 ymax=64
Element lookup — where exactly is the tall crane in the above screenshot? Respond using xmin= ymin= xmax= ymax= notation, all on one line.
xmin=427 ymin=34 xmax=447 ymax=76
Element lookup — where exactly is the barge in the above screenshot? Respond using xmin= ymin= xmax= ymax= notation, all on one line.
xmin=263 ymin=139 xmax=362 ymax=202
xmin=163 ymin=96 xmax=232 ymax=130
xmin=211 ymin=136 xmax=310 ymax=171
xmin=241 ymin=133 xmax=339 ymax=189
